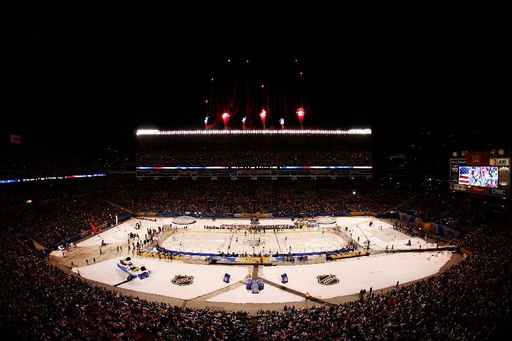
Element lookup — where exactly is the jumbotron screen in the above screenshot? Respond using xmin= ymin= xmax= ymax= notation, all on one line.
xmin=450 ymin=149 xmax=510 ymax=198
xmin=135 ymin=129 xmax=372 ymax=179
xmin=457 ymin=166 xmax=499 ymax=188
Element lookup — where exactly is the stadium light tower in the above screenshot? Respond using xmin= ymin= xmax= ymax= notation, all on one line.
xmin=242 ymin=116 xmax=247 ymax=130
xmin=280 ymin=118 xmax=285 ymax=130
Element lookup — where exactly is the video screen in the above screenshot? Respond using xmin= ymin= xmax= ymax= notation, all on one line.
xmin=458 ymin=166 xmax=499 ymax=188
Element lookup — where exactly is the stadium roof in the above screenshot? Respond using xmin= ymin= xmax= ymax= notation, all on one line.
xmin=136 ymin=129 xmax=372 ymax=136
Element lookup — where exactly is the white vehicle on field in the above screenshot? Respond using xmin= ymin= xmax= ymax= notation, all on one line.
xmin=117 ymin=257 xmax=150 ymax=281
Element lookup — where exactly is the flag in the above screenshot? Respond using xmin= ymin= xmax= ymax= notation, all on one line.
xmin=459 ymin=166 xmax=470 ymax=184
xmin=90 ymin=216 xmax=98 ymax=234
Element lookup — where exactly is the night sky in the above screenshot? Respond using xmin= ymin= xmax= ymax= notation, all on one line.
xmin=6 ymin=10 xmax=509 ymax=159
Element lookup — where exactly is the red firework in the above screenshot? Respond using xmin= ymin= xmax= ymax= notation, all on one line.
xmin=222 ymin=112 xmax=230 ymax=129
xmin=296 ymin=107 xmax=305 ymax=129
xmin=260 ymin=109 xmax=267 ymax=129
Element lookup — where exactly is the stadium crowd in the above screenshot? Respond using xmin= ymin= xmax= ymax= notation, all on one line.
xmin=0 ymin=175 xmax=511 ymax=339
xmin=1 ymin=130 xmax=510 ymax=339
xmin=135 ymin=134 xmax=372 ymax=167
xmin=1 ymin=177 xmax=416 ymax=248
xmin=1 ymin=176 xmax=508 ymax=249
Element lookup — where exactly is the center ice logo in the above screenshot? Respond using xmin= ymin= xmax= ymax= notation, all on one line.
xmin=317 ymin=274 xmax=339 ymax=285
xmin=171 ymin=275 xmax=194 ymax=286
xmin=245 ymin=239 xmax=266 ymax=247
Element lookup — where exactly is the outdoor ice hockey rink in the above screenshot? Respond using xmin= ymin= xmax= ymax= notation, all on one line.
xmin=50 ymin=215 xmax=460 ymax=313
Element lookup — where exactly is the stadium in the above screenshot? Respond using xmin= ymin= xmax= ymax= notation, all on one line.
xmin=4 ymin=21 xmax=512 ymax=338
xmin=1 ymin=125 xmax=511 ymax=340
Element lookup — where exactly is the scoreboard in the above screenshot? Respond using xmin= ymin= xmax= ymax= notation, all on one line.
xmin=450 ymin=149 xmax=510 ymax=198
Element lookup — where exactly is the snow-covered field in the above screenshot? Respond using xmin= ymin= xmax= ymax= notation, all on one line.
xmin=63 ymin=216 xmax=454 ymax=306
